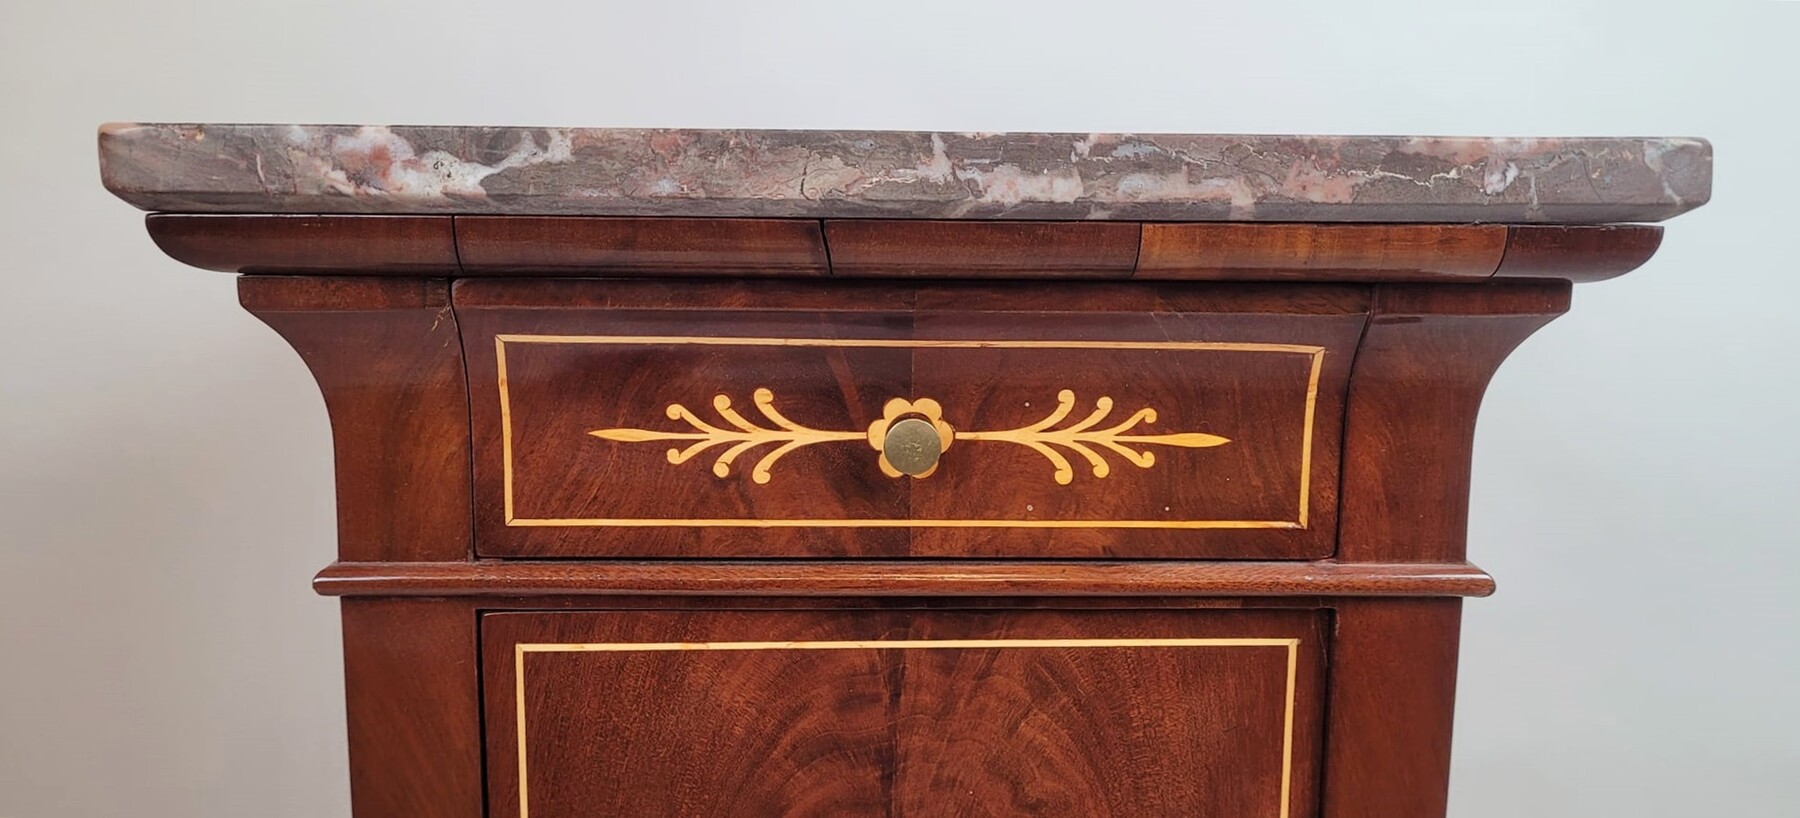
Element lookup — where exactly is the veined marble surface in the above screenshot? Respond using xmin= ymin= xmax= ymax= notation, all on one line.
xmin=98 ymin=124 xmax=1711 ymax=222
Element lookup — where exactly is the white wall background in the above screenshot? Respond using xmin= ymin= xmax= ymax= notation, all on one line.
xmin=2 ymin=2 xmax=1795 ymax=816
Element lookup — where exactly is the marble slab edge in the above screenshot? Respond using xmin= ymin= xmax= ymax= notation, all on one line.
xmin=98 ymin=124 xmax=1712 ymax=223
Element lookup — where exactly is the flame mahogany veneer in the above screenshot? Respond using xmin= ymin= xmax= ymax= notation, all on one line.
xmin=104 ymin=124 xmax=1710 ymax=818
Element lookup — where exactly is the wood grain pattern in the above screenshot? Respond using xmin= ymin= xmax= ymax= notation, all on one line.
xmin=240 ymin=276 xmax=473 ymax=562
xmin=1496 ymin=225 xmax=1664 ymax=282
xmin=455 ymin=278 xmax=1365 ymax=559
xmin=148 ymin=214 xmax=458 ymax=273
xmin=1320 ymin=599 xmax=1464 ymax=818
xmin=1137 ymin=223 xmax=1507 ymax=281
xmin=456 ymin=216 xmax=830 ymax=276
xmin=825 ymin=220 xmax=1140 ymax=278
xmin=1337 ymin=281 xmax=1569 ymax=563
xmin=341 ymin=599 xmax=483 ymax=818
xmin=353 ymin=595 xmax=1327 ymax=614
xmin=312 ymin=560 xmax=1497 ymax=598
xmin=483 ymin=608 xmax=1325 ymax=818
xmin=143 ymin=216 xmax=1672 ymax=284
xmin=127 ymin=164 xmax=1698 ymax=818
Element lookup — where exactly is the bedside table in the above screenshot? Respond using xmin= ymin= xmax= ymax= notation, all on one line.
xmin=101 ymin=125 xmax=1710 ymax=818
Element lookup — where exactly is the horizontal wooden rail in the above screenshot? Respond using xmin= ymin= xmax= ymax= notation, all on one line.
xmin=313 ymin=559 xmax=1496 ymax=598
xmin=146 ymin=214 xmax=1660 ymax=283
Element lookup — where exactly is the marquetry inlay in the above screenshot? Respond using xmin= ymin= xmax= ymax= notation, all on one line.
xmin=495 ymin=335 xmax=1326 ymax=530
xmin=588 ymin=388 xmax=1231 ymax=485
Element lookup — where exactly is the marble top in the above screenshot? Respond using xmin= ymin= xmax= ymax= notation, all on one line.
xmin=98 ymin=124 xmax=1711 ymax=223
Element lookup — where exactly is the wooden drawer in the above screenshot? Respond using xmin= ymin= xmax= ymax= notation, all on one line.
xmin=483 ymin=608 xmax=1326 ymax=818
xmin=458 ymin=279 xmax=1366 ymax=558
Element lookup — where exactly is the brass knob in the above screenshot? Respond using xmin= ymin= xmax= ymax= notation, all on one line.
xmin=882 ymin=417 xmax=944 ymax=477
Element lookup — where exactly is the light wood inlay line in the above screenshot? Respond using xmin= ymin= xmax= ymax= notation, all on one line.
xmin=496 ymin=335 xmax=516 ymax=525
xmin=1298 ymin=348 xmax=1324 ymax=527
xmin=496 ymin=335 xmax=1327 ymax=353
xmin=513 ymin=637 xmax=1302 ymax=818
xmin=518 ymin=637 xmax=1301 ymax=652
xmin=496 ymin=335 xmax=1326 ymax=530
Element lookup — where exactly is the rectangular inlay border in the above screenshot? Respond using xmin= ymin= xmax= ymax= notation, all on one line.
xmin=494 ymin=335 xmax=1326 ymax=529
xmin=512 ymin=637 xmax=1302 ymax=818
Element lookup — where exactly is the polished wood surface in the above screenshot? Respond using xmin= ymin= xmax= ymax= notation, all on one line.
xmin=1337 ymin=281 xmax=1569 ymax=562
xmin=1496 ymin=225 xmax=1664 ymax=282
xmin=457 ymin=279 xmax=1363 ymax=559
xmin=1138 ymin=223 xmax=1508 ymax=281
xmin=457 ymin=216 xmax=830 ymax=276
xmin=149 ymin=214 xmax=458 ymax=273
xmin=146 ymin=214 xmax=1667 ymax=284
xmin=153 ymin=206 xmax=1678 ymax=818
xmin=484 ymin=608 xmax=1325 ymax=818
xmin=340 ymin=599 xmax=483 ymax=818
xmin=312 ymin=559 xmax=1497 ymax=597
xmin=825 ymin=220 xmax=1140 ymax=278
xmin=239 ymin=277 xmax=473 ymax=562
xmin=1321 ymin=599 xmax=1465 ymax=818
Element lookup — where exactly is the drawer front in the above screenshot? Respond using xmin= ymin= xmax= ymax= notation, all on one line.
xmin=459 ymin=279 xmax=1366 ymax=558
xmin=483 ymin=608 xmax=1325 ymax=818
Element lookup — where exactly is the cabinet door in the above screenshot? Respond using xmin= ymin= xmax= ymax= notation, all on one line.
xmin=484 ymin=608 xmax=1325 ymax=818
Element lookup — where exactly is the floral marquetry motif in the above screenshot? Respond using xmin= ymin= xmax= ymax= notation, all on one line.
xmin=589 ymin=388 xmax=1231 ymax=486
xmin=959 ymin=389 xmax=1231 ymax=485
xmin=587 ymin=388 xmax=863 ymax=485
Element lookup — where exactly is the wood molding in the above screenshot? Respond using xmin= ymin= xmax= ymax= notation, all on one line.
xmin=457 ymin=216 xmax=829 ymax=276
xmin=312 ymin=560 xmax=1496 ymax=598
xmin=1138 ymin=223 xmax=1507 ymax=281
xmin=143 ymin=215 xmax=1666 ymax=283
xmin=1497 ymin=225 xmax=1664 ymax=282
xmin=825 ymin=220 xmax=1140 ymax=278
xmin=1336 ymin=281 xmax=1571 ymax=562
xmin=240 ymin=276 xmax=473 ymax=562
xmin=149 ymin=213 xmax=458 ymax=274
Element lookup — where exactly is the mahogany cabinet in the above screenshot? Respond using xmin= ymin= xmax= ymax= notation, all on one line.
xmin=102 ymin=124 xmax=1712 ymax=818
